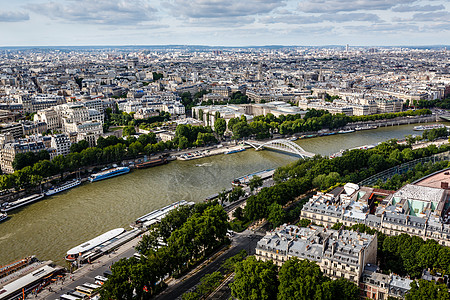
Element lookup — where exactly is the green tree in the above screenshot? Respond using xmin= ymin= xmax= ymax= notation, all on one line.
xmin=329 ymin=278 xmax=360 ymax=300
xmin=267 ymin=203 xmax=285 ymax=227
xmin=230 ymin=256 xmax=278 ymax=300
xmin=123 ymin=125 xmax=136 ymax=136
xmin=214 ymin=117 xmax=226 ymax=137
xmin=249 ymin=175 xmax=263 ymax=193
xmin=406 ymin=280 xmax=450 ymax=300
xmin=278 ymin=258 xmax=330 ymax=300
xmin=100 ymin=258 xmax=134 ymax=300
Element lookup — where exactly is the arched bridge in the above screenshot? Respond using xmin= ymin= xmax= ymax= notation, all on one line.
xmin=244 ymin=139 xmax=315 ymax=158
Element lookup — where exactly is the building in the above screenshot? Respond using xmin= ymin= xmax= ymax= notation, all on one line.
xmin=0 ymin=122 xmax=24 ymax=139
xmin=300 ymin=182 xmax=450 ymax=247
xmin=255 ymin=224 xmax=377 ymax=284
xmin=359 ymin=264 xmax=413 ymax=299
xmin=34 ymin=108 xmax=60 ymax=131
xmin=21 ymin=120 xmax=48 ymax=136
xmin=0 ymin=140 xmax=46 ymax=173
xmin=51 ymin=133 xmax=71 ymax=156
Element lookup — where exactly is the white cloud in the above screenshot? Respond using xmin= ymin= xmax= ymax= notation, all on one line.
xmin=166 ymin=0 xmax=285 ymax=18
xmin=0 ymin=11 xmax=29 ymax=22
xmin=298 ymin=0 xmax=415 ymax=13
xmin=28 ymin=0 xmax=156 ymax=25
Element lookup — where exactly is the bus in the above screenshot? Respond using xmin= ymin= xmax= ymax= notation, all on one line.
xmin=82 ymin=282 xmax=101 ymax=290
xmin=67 ymin=290 xmax=87 ymax=299
xmin=75 ymin=286 xmax=95 ymax=297
xmin=60 ymin=294 xmax=82 ymax=300
xmin=94 ymin=275 xmax=108 ymax=285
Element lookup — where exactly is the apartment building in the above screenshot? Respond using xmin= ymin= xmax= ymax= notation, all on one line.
xmin=255 ymin=224 xmax=377 ymax=284
xmin=0 ymin=140 xmax=46 ymax=173
xmin=300 ymin=182 xmax=450 ymax=247
xmin=50 ymin=133 xmax=71 ymax=157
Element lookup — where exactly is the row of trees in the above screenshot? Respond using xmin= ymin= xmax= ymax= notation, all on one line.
xmin=230 ymin=257 xmax=359 ymax=300
xmin=2 ymin=132 xmax=175 ymax=191
xmin=101 ymin=203 xmax=229 ymax=299
xmin=174 ymin=124 xmax=217 ymax=149
xmin=211 ymin=108 xmax=431 ymax=140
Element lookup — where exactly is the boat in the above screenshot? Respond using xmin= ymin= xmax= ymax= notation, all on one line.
xmin=89 ymin=166 xmax=130 ymax=182
xmin=65 ymin=228 xmax=126 ymax=261
xmin=1 ymin=194 xmax=45 ymax=212
xmin=413 ymin=124 xmax=445 ymax=131
xmin=224 ymin=146 xmax=246 ymax=155
xmin=0 ymin=212 xmax=7 ymax=222
xmin=355 ymin=125 xmax=378 ymax=131
xmin=44 ymin=179 xmax=81 ymax=196
xmin=135 ymin=156 xmax=168 ymax=169
xmin=232 ymin=168 xmax=275 ymax=186
xmin=338 ymin=129 xmax=355 ymax=134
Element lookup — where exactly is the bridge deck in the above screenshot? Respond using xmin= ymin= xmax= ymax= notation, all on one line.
xmin=244 ymin=139 xmax=315 ymax=158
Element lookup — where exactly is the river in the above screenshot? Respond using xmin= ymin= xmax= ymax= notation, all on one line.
xmin=0 ymin=123 xmax=442 ymax=266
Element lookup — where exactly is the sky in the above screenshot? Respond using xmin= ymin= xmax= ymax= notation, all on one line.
xmin=0 ymin=0 xmax=449 ymax=47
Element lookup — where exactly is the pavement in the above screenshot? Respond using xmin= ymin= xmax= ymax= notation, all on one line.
xmin=34 ymin=235 xmax=142 ymax=300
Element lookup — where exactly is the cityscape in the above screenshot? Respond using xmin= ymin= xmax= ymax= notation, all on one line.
xmin=1 ymin=1 xmax=450 ymax=300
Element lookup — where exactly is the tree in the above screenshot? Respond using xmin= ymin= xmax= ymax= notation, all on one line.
xmin=128 ymin=141 xmax=143 ymax=156
xmin=70 ymin=140 xmax=89 ymax=153
xmin=230 ymin=256 xmax=278 ymax=300
xmin=123 ymin=125 xmax=136 ymax=136
xmin=229 ymin=186 xmax=245 ymax=202
xmin=278 ymin=258 xmax=331 ymax=300
xmin=214 ymin=117 xmax=226 ymax=137
xmin=100 ymin=258 xmax=134 ymax=300
xmin=406 ymin=280 xmax=450 ymax=300
xmin=329 ymin=278 xmax=360 ymax=300
xmin=267 ymin=203 xmax=285 ymax=227
xmin=249 ymin=175 xmax=263 ymax=193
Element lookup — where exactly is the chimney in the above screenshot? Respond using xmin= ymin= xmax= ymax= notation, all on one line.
xmin=441 ymin=182 xmax=449 ymax=189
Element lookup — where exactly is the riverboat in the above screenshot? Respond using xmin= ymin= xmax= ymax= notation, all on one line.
xmin=232 ymin=168 xmax=275 ymax=186
xmin=338 ymin=129 xmax=355 ymax=134
xmin=413 ymin=124 xmax=445 ymax=131
xmin=224 ymin=146 xmax=246 ymax=154
xmin=44 ymin=179 xmax=81 ymax=196
xmin=135 ymin=156 xmax=168 ymax=169
xmin=89 ymin=166 xmax=130 ymax=182
xmin=0 ymin=212 xmax=7 ymax=222
xmin=355 ymin=125 xmax=378 ymax=131
xmin=65 ymin=228 xmax=126 ymax=261
xmin=1 ymin=194 xmax=45 ymax=213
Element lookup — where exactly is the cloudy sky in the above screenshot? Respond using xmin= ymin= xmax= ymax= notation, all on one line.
xmin=0 ymin=0 xmax=449 ymax=46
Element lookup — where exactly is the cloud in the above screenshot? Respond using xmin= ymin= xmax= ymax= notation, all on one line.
xmin=344 ymin=22 xmax=419 ymax=33
xmin=392 ymin=4 xmax=445 ymax=12
xmin=28 ymin=0 xmax=156 ymax=25
xmin=410 ymin=11 xmax=450 ymax=22
xmin=298 ymin=0 xmax=415 ymax=13
xmin=261 ymin=12 xmax=382 ymax=24
xmin=166 ymin=0 xmax=285 ymax=19
xmin=0 ymin=11 xmax=29 ymax=22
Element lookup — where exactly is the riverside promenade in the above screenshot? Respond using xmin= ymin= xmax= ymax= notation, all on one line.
xmin=34 ymin=235 xmax=142 ymax=300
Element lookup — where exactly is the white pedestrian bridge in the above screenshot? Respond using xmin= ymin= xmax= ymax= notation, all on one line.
xmin=244 ymin=139 xmax=315 ymax=159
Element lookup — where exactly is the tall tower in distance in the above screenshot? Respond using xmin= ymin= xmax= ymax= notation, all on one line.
xmin=346 ymin=44 xmax=349 ymax=52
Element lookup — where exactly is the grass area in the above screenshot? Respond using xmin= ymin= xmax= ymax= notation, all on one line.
xmin=109 ymin=126 xmax=124 ymax=131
